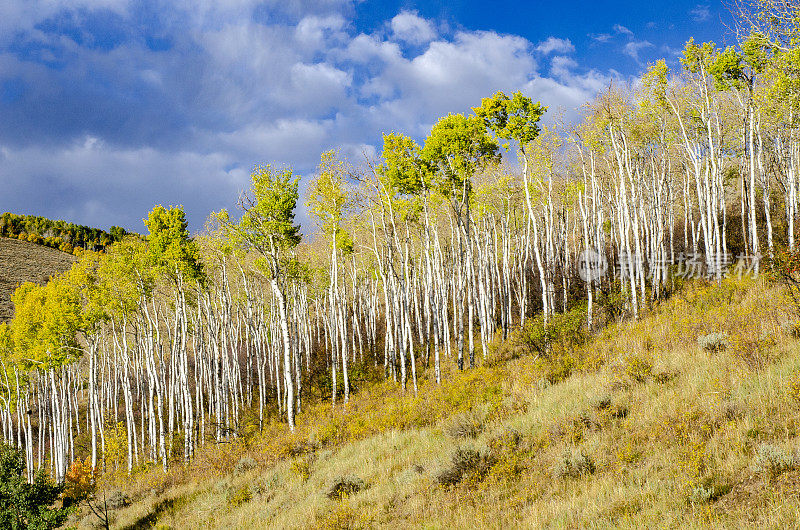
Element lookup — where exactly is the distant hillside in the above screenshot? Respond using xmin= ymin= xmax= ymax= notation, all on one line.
xmin=0 ymin=237 xmax=76 ymax=322
xmin=0 ymin=212 xmax=128 ymax=254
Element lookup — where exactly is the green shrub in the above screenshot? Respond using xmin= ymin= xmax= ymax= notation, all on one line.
xmin=688 ymin=477 xmax=731 ymax=504
xmin=553 ymin=447 xmax=595 ymax=479
xmin=544 ymin=352 xmax=576 ymax=384
xmin=486 ymin=429 xmax=525 ymax=482
xmin=226 ymin=485 xmax=252 ymax=507
xmin=752 ymin=444 xmax=797 ymax=478
xmin=488 ymin=308 xmax=588 ymax=367
xmin=106 ymin=490 xmax=131 ymax=510
xmin=720 ymin=401 xmax=743 ymax=421
xmin=592 ymin=394 xmax=612 ymax=411
xmin=290 ymin=457 xmax=312 ymax=481
xmin=445 ymin=408 xmax=487 ymax=439
xmin=435 ymin=447 xmax=496 ymax=487
xmin=623 ymin=354 xmax=653 ymax=383
xmin=782 ymin=320 xmax=800 ymax=338
xmin=326 ymin=476 xmax=365 ymax=500
xmin=0 ymin=443 xmax=71 ymax=529
xmin=234 ymin=456 xmax=257 ymax=476
xmin=698 ymin=332 xmax=729 ymax=353
xmin=519 ymin=308 xmax=587 ymax=358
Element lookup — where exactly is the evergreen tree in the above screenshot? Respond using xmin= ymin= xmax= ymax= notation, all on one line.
xmin=0 ymin=443 xmax=70 ymax=530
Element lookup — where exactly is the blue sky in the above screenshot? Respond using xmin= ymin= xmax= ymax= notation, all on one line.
xmin=0 ymin=0 xmax=733 ymax=233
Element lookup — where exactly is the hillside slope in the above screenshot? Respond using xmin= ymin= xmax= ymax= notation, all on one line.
xmin=75 ymin=278 xmax=800 ymax=528
xmin=0 ymin=237 xmax=75 ymax=321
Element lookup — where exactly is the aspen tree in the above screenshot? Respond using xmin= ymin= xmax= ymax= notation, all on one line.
xmin=422 ymin=114 xmax=499 ymax=369
xmin=475 ymin=92 xmax=548 ymax=320
xmin=307 ymin=151 xmax=355 ymax=403
xmin=217 ymin=166 xmax=301 ymax=430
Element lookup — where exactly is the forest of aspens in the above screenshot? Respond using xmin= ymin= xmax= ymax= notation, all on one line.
xmin=6 ymin=1 xmax=800 ymax=528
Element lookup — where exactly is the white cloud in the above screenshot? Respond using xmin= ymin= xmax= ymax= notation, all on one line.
xmin=163 ymin=0 xmax=353 ymax=31
xmin=294 ymin=14 xmax=348 ymax=51
xmin=690 ymin=4 xmax=711 ymax=22
xmin=0 ymin=0 xmax=130 ymax=48
xmin=281 ymin=62 xmax=351 ymax=113
xmin=407 ymin=31 xmax=533 ymax=89
xmin=340 ymin=33 xmax=402 ymax=64
xmin=589 ymin=33 xmax=612 ymax=43
xmin=390 ymin=10 xmax=436 ymax=45
xmin=550 ymin=55 xmax=578 ymax=79
xmin=536 ymin=37 xmax=575 ymax=55
xmin=660 ymin=44 xmax=684 ymax=59
xmin=613 ymin=24 xmax=634 ymax=37
xmin=523 ymin=69 xmax=612 ymax=123
xmin=219 ymin=119 xmax=331 ymax=165
xmin=376 ymin=30 xmax=537 ymax=129
xmin=0 ymin=5 xmax=618 ymax=231
xmin=623 ymin=40 xmax=653 ymax=61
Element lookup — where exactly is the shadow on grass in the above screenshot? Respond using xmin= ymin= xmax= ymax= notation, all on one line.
xmin=120 ymin=493 xmax=194 ymax=530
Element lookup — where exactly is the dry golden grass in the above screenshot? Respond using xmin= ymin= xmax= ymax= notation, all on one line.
xmin=73 ymin=277 xmax=800 ymax=528
xmin=0 ymin=237 xmax=75 ymax=321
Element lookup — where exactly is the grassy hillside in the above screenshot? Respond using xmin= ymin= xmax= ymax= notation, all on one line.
xmin=0 ymin=237 xmax=75 ymax=322
xmin=71 ymin=277 xmax=800 ymax=528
